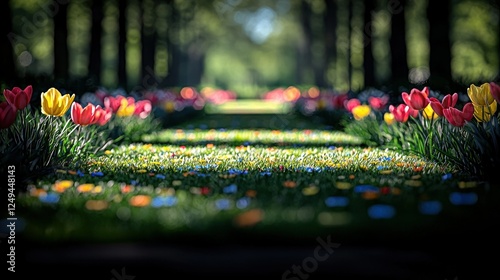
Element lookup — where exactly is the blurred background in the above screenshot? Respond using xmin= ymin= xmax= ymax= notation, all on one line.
xmin=1 ymin=0 xmax=499 ymax=98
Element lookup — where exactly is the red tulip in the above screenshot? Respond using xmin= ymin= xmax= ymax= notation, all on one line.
xmin=429 ymin=93 xmax=458 ymax=117
xmin=368 ymin=95 xmax=389 ymax=111
xmin=93 ymin=105 xmax=112 ymax=126
xmin=3 ymin=85 xmax=33 ymax=110
xmin=104 ymin=95 xmax=125 ymax=113
xmin=345 ymin=98 xmax=361 ymax=112
xmin=402 ymin=87 xmax=430 ymax=110
xmin=389 ymin=104 xmax=413 ymax=123
xmin=134 ymin=100 xmax=152 ymax=119
xmin=71 ymin=102 xmax=96 ymax=126
xmin=490 ymin=82 xmax=500 ymax=104
xmin=0 ymin=102 xmax=17 ymax=129
xmin=442 ymin=103 xmax=474 ymax=127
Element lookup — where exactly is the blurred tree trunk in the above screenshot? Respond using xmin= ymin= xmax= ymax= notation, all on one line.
xmin=53 ymin=0 xmax=69 ymax=82
xmin=163 ymin=0 xmax=180 ymax=87
xmin=389 ymin=0 xmax=408 ymax=87
xmin=0 ymin=0 xmax=16 ymax=84
xmin=427 ymin=0 xmax=452 ymax=89
xmin=347 ymin=0 xmax=353 ymax=90
xmin=118 ymin=0 xmax=127 ymax=89
xmin=323 ymin=0 xmax=337 ymax=88
xmin=297 ymin=0 xmax=313 ymax=85
xmin=140 ymin=0 xmax=157 ymax=90
xmin=88 ymin=0 xmax=103 ymax=86
xmin=363 ymin=0 xmax=376 ymax=88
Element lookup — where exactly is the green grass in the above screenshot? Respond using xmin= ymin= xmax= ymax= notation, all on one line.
xmin=18 ymin=141 xmax=489 ymax=243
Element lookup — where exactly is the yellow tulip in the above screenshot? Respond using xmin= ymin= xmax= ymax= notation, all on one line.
xmin=384 ymin=112 xmax=395 ymax=125
xmin=116 ymin=98 xmax=135 ymax=117
xmin=422 ymin=104 xmax=438 ymax=120
xmin=352 ymin=105 xmax=371 ymax=120
xmin=41 ymin=87 xmax=75 ymax=117
xmin=467 ymin=83 xmax=497 ymax=122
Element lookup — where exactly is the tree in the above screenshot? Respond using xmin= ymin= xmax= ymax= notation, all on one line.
xmin=140 ymin=0 xmax=157 ymax=90
xmin=0 ymin=0 xmax=16 ymax=84
xmin=88 ymin=0 xmax=104 ymax=86
xmin=389 ymin=0 xmax=408 ymax=88
xmin=53 ymin=0 xmax=69 ymax=82
xmin=427 ymin=0 xmax=452 ymax=90
xmin=118 ymin=0 xmax=127 ymax=89
xmin=297 ymin=0 xmax=314 ymax=85
xmin=323 ymin=0 xmax=337 ymax=88
xmin=363 ymin=0 xmax=376 ymax=88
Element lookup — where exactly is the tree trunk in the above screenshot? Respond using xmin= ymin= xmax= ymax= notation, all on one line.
xmin=427 ymin=0 xmax=452 ymax=90
xmin=347 ymin=0 xmax=353 ymax=91
xmin=389 ymin=0 xmax=408 ymax=87
xmin=88 ymin=0 xmax=103 ymax=86
xmin=0 ymin=0 xmax=16 ymax=84
xmin=163 ymin=0 xmax=180 ymax=87
xmin=118 ymin=0 xmax=127 ymax=89
xmin=140 ymin=0 xmax=157 ymax=90
xmin=53 ymin=0 xmax=69 ymax=82
xmin=363 ymin=0 xmax=376 ymax=88
xmin=298 ymin=0 xmax=313 ymax=85
xmin=323 ymin=0 xmax=336 ymax=88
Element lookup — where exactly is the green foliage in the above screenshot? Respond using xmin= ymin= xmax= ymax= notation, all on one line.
xmin=1 ymin=109 xmax=76 ymax=184
xmin=105 ymin=114 xmax=162 ymax=145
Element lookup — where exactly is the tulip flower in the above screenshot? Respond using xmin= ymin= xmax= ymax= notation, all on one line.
xmin=429 ymin=93 xmax=458 ymax=117
xmin=467 ymin=83 xmax=497 ymax=122
xmin=104 ymin=95 xmax=125 ymax=113
xmin=71 ymin=102 xmax=96 ymax=126
xmin=0 ymin=102 xmax=17 ymax=129
xmin=345 ymin=98 xmax=361 ymax=112
xmin=134 ymin=100 xmax=152 ymax=119
xmin=116 ymin=97 xmax=136 ymax=117
xmin=422 ymin=104 xmax=438 ymax=120
xmin=3 ymin=85 xmax=33 ymax=110
xmin=384 ymin=112 xmax=395 ymax=125
xmin=442 ymin=103 xmax=474 ymax=127
xmin=489 ymin=82 xmax=500 ymax=105
xmin=389 ymin=104 xmax=416 ymax=123
xmin=93 ymin=106 xmax=112 ymax=126
xmin=402 ymin=87 xmax=430 ymax=110
xmin=368 ymin=95 xmax=389 ymax=111
xmin=352 ymin=105 xmax=371 ymax=120
xmin=41 ymin=88 xmax=75 ymax=117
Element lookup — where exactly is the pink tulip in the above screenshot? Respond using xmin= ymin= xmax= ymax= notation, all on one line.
xmin=345 ymin=98 xmax=361 ymax=112
xmin=134 ymin=100 xmax=152 ymax=119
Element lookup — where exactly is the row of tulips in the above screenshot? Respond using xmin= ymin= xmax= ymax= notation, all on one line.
xmin=0 ymin=86 xmax=154 ymax=129
xmin=342 ymin=82 xmax=500 ymax=180
xmin=0 ymin=85 xmax=158 ymax=184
